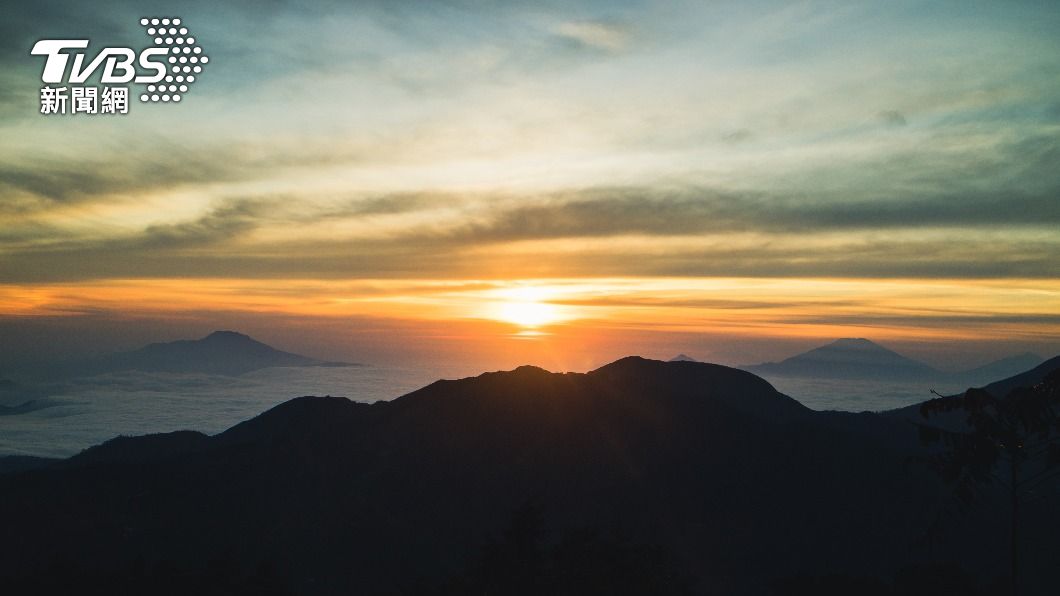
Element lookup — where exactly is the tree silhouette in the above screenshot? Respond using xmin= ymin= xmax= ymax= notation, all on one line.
xmin=439 ymin=503 xmax=695 ymax=595
xmin=917 ymin=370 xmax=1060 ymax=596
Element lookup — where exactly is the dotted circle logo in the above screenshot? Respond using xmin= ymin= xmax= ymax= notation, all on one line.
xmin=138 ymin=17 xmax=208 ymax=103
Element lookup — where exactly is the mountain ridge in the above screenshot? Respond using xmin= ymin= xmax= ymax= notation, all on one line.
xmin=744 ymin=338 xmax=938 ymax=380
xmin=25 ymin=330 xmax=358 ymax=379
xmin=745 ymin=338 xmax=1044 ymax=383
xmin=2 ymin=356 xmax=1057 ymax=594
xmin=980 ymin=354 xmax=1060 ymax=397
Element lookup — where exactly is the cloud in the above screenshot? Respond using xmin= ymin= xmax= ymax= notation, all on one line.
xmin=340 ymin=193 xmax=451 ymax=217
xmin=877 ymin=110 xmax=907 ymax=127
xmin=136 ymin=198 xmax=272 ymax=249
xmin=1 ymin=216 xmax=1056 ymax=282
xmin=722 ymin=129 xmax=754 ymax=143
xmin=432 ymin=181 xmax=1060 ymax=244
xmin=781 ymin=312 xmax=1060 ymax=328
xmin=553 ymin=20 xmax=631 ymax=52
xmin=0 ymin=144 xmax=283 ymax=213
xmin=1 ymin=151 xmax=1060 ymax=282
xmin=0 ymin=0 xmax=1057 ymax=288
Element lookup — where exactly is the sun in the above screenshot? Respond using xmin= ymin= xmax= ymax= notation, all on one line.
xmin=490 ymin=286 xmax=564 ymax=328
xmin=498 ymin=300 xmax=558 ymax=327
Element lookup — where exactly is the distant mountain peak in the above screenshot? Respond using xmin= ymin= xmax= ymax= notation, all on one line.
xmin=828 ymin=337 xmax=879 ymax=348
xmin=199 ymin=330 xmax=269 ymax=347
xmin=746 ymin=338 xmax=937 ymax=380
xmin=669 ymin=354 xmax=698 ymax=362
xmin=204 ymin=330 xmax=254 ymax=341
xmin=793 ymin=338 xmax=918 ymax=362
xmin=980 ymin=354 xmax=1060 ymax=396
xmin=53 ymin=330 xmax=357 ymax=378
xmin=957 ymin=352 xmax=1045 ymax=386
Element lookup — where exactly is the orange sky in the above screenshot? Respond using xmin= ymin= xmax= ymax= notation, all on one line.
xmin=2 ymin=2 xmax=1059 ymax=372
xmin=2 ymin=276 xmax=1058 ymax=372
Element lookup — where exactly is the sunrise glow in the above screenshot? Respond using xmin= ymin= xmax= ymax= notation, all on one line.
xmin=0 ymin=1 xmax=1057 ymax=373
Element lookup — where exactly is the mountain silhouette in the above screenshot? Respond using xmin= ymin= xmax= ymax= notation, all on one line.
xmin=979 ymin=354 xmax=1060 ymax=397
xmin=54 ymin=330 xmax=357 ymax=378
xmin=69 ymin=430 xmax=211 ymax=467
xmin=745 ymin=338 xmax=939 ymax=379
xmin=1 ymin=357 xmax=1056 ymax=595
xmin=883 ymin=354 xmax=1060 ymax=430
xmin=957 ymin=352 xmax=1044 ymax=386
xmin=668 ymin=353 xmax=698 ymax=362
xmin=0 ymin=455 xmax=58 ymax=474
xmin=0 ymin=399 xmax=57 ymax=416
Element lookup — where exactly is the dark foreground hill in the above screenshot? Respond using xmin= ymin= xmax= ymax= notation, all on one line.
xmin=1 ymin=357 xmax=1056 ymax=595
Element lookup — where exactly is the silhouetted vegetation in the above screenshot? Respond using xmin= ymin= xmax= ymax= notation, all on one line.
xmin=918 ymin=370 xmax=1060 ymax=596
xmin=773 ymin=563 xmax=1002 ymax=596
xmin=436 ymin=503 xmax=695 ymax=596
xmin=0 ymin=555 xmax=294 ymax=596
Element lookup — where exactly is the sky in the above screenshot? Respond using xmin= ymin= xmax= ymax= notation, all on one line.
xmin=1 ymin=0 xmax=1059 ymax=373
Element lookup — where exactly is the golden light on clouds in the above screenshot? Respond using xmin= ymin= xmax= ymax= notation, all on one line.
xmin=1 ymin=1 xmax=1058 ymax=373
xmin=2 ymin=277 xmax=1058 ymax=347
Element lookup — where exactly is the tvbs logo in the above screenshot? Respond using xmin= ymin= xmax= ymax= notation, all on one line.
xmin=32 ymin=17 xmax=208 ymax=115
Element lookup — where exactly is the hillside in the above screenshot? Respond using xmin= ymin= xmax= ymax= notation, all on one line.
xmin=1 ymin=357 xmax=1055 ymax=595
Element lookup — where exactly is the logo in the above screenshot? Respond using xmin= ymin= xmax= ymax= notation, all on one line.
xmin=31 ymin=17 xmax=209 ymax=115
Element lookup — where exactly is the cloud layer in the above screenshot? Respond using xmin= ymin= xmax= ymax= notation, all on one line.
xmin=1 ymin=0 xmax=1058 ymax=361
